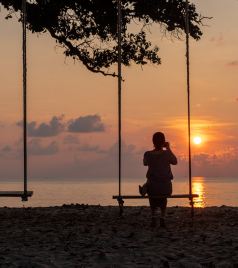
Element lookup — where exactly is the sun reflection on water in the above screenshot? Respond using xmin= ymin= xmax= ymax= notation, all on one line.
xmin=192 ymin=177 xmax=205 ymax=207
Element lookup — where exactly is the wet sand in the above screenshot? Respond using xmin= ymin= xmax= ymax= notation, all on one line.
xmin=0 ymin=205 xmax=237 ymax=267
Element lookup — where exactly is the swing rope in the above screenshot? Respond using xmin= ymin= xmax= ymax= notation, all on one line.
xmin=22 ymin=0 xmax=28 ymax=201
xmin=117 ymin=0 xmax=122 ymax=200
xmin=185 ymin=0 xmax=194 ymax=217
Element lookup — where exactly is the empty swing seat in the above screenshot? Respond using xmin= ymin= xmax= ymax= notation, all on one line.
xmin=0 ymin=191 xmax=33 ymax=200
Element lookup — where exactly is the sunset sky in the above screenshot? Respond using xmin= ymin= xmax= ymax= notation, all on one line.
xmin=0 ymin=0 xmax=237 ymax=180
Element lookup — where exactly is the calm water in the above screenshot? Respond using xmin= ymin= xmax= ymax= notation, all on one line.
xmin=0 ymin=177 xmax=237 ymax=207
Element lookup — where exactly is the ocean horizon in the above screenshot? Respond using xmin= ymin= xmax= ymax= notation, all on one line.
xmin=0 ymin=177 xmax=237 ymax=208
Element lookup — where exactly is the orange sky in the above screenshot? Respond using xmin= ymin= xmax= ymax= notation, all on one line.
xmin=0 ymin=0 xmax=237 ymax=179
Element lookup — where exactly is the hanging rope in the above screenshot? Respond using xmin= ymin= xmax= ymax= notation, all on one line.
xmin=117 ymin=0 xmax=122 ymax=199
xmin=185 ymin=0 xmax=194 ymax=217
xmin=22 ymin=0 xmax=28 ymax=201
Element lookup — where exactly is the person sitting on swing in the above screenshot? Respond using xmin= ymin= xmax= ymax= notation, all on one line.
xmin=139 ymin=132 xmax=177 ymax=227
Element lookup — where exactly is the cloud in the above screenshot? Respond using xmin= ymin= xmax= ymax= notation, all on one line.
xmin=107 ymin=142 xmax=137 ymax=156
xmin=68 ymin=115 xmax=105 ymax=133
xmin=64 ymin=141 xmax=144 ymax=179
xmin=63 ymin=136 xmax=107 ymax=154
xmin=28 ymin=116 xmax=64 ymax=137
xmin=227 ymin=60 xmax=238 ymax=67
xmin=28 ymin=139 xmax=59 ymax=155
xmin=63 ymin=135 xmax=80 ymax=144
xmin=17 ymin=114 xmax=105 ymax=136
xmin=77 ymin=144 xmax=106 ymax=154
xmin=17 ymin=116 xmax=64 ymax=137
xmin=2 ymin=139 xmax=238 ymax=179
xmin=173 ymin=152 xmax=238 ymax=178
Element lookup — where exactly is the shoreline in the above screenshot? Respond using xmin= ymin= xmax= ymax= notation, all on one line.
xmin=0 ymin=205 xmax=237 ymax=267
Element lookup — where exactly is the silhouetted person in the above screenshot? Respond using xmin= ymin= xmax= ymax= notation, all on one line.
xmin=139 ymin=132 xmax=177 ymax=227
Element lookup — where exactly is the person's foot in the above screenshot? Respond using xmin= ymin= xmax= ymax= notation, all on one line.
xmin=139 ymin=185 xmax=146 ymax=196
xmin=159 ymin=217 xmax=166 ymax=228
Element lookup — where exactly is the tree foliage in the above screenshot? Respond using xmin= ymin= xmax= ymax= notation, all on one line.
xmin=1 ymin=0 xmax=204 ymax=76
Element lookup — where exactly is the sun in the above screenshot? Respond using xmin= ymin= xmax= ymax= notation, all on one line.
xmin=193 ymin=136 xmax=202 ymax=145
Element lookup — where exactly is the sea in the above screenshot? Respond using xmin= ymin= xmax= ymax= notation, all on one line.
xmin=0 ymin=177 xmax=237 ymax=208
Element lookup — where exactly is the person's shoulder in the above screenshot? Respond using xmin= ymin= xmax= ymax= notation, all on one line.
xmin=144 ymin=150 xmax=154 ymax=155
xmin=144 ymin=150 xmax=158 ymax=158
xmin=144 ymin=150 xmax=153 ymax=157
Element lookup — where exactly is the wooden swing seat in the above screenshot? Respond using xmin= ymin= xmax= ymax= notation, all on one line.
xmin=0 ymin=191 xmax=33 ymax=200
xmin=113 ymin=194 xmax=198 ymax=199
xmin=113 ymin=194 xmax=199 ymax=216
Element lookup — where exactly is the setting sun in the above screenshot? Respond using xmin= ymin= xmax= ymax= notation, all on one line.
xmin=193 ymin=136 xmax=202 ymax=145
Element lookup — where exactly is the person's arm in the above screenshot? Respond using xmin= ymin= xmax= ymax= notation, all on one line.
xmin=164 ymin=142 xmax=177 ymax=165
xmin=143 ymin=152 xmax=148 ymax=166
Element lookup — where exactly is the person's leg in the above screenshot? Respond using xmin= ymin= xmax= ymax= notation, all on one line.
xmin=149 ymin=197 xmax=160 ymax=227
xmin=159 ymin=198 xmax=167 ymax=227
xmin=160 ymin=198 xmax=167 ymax=218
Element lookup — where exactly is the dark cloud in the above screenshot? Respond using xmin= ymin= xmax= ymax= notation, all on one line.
xmin=28 ymin=116 xmax=64 ymax=137
xmin=227 ymin=60 xmax=238 ymax=67
xmin=68 ymin=115 xmax=105 ymax=133
xmin=63 ymin=135 xmax=80 ymax=144
xmin=17 ymin=116 xmax=64 ymax=137
xmin=28 ymin=139 xmax=59 ymax=155
xmin=17 ymin=114 xmax=105 ymax=136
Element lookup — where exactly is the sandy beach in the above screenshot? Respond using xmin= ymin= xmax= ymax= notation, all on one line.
xmin=0 ymin=205 xmax=237 ymax=267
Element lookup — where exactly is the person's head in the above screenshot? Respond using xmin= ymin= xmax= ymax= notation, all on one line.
xmin=152 ymin=132 xmax=165 ymax=150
